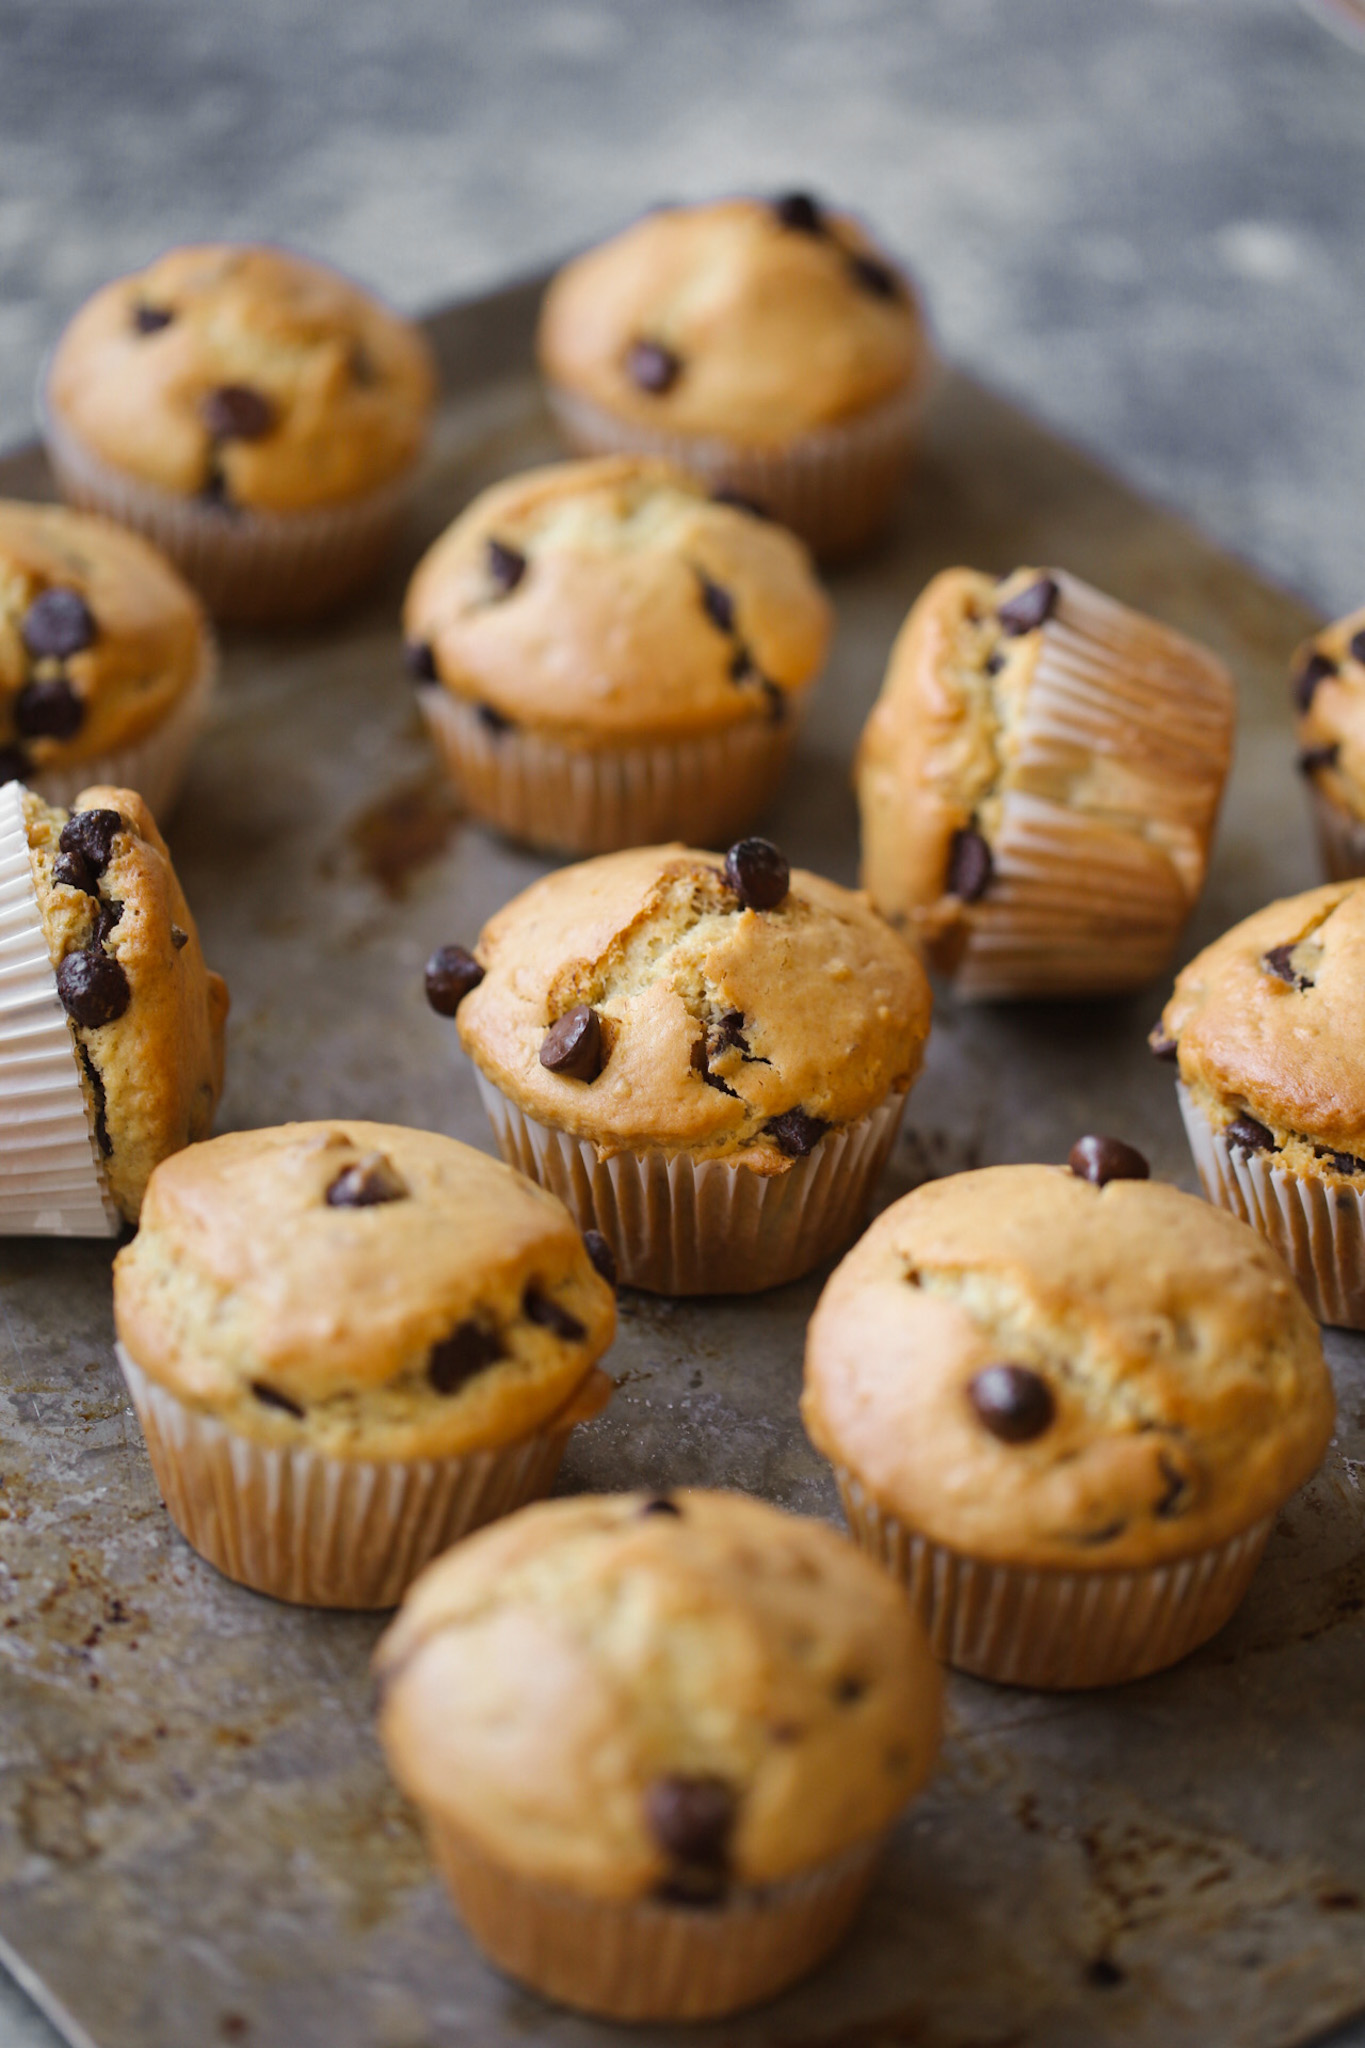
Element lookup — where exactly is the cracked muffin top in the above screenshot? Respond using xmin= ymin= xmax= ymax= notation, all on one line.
xmin=0 ymin=501 xmax=209 ymax=786
xmin=802 ymin=1165 xmax=1333 ymax=1570
xmin=1156 ymin=879 xmax=1365 ymax=1177
xmin=537 ymin=196 xmax=927 ymax=446
xmin=402 ymin=456 xmax=831 ymax=744
xmin=445 ymin=841 xmax=931 ymax=1170
xmin=113 ymin=1121 xmax=617 ymax=1461
xmin=47 ymin=244 xmax=437 ymax=513
xmin=1291 ymin=606 xmax=1365 ymax=822
xmin=24 ymin=783 xmax=228 ymax=1220
xmin=375 ymin=1489 xmax=941 ymax=1898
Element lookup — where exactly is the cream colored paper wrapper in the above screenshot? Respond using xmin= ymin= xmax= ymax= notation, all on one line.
xmin=476 ymin=1074 xmax=907 ymax=1295
xmin=22 ymin=635 xmax=217 ymax=822
xmin=418 ymin=686 xmax=801 ymax=856
xmin=0 ymin=781 xmax=118 ymax=1236
xmin=835 ymin=1468 xmax=1271 ymax=1690
xmin=1177 ymin=1081 xmax=1365 ymax=1328
xmin=117 ymin=1345 xmax=611 ymax=1608
xmin=1307 ymin=777 xmax=1365 ymax=882
xmin=423 ymin=1819 xmax=882 ymax=2021
xmin=949 ymin=570 xmax=1233 ymax=1000
xmin=43 ymin=397 xmax=415 ymax=627
xmin=546 ymin=380 xmax=922 ymax=561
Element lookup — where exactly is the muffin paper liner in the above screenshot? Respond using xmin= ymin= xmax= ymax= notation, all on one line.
xmin=1307 ymin=777 xmax=1365 ymax=882
xmin=950 ymin=571 xmax=1233 ymax=1000
xmin=0 ymin=782 xmax=118 ymax=1237
xmin=545 ymin=380 xmax=923 ymax=562
xmin=834 ymin=1467 xmax=1271 ymax=1690
xmin=418 ymin=687 xmax=801 ymax=856
xmin=23 ymin=635 xmax=217 ymax=822
xmin=116 ymin=1346 xmax=613 ymax=1608
xmin=42 ymin=396 xmax=415 ymax=626
xmin=422 ymin=1819 xmax=883 ymax=2021
xmin=1177 ymin=1082 xmax=1365 ymax=1328
xmin=475 ymin=1076 xmax=907 ymax=1295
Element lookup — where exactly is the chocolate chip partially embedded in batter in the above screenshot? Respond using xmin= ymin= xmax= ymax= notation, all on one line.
xmin=1262 ymin=943 xmax=1310 ymax=989
xmin=92 ymin=900 xmax=123 ymax=951
xmin=0 ymin=743 xmax=29 ymax=785
xmin=724 ymin=836 xmax=789 ymax=910
xmin=539 ymin=1003 xmax=604 ymax=1082
xmin=711 ymin=1011 xmax=749 ymax=1053
xmin=1351 ymin=629 xmax=1365 ymax=666
xmin=765 ymin=1108 xmax=829 ymax=1157
xmin=201 ymin=384 xmax=276 ymax=441
xmin=728 ymin=645 xmax=754 ymax=682
xmin=251 ymin=1380 xmax=305 ymax=1418
xmin=583 ymin=1229 xmax=617 ymax=1289
xmin=428 ymin=1320 xmax=504 ymax=1394
xmin=1068 ymin=1134 xmax=1150 ymax=1187
xmin=640 ymin=1494 xmax=681 ymax=1517
xmin=1298 ymin=743 xmax=1340 ymax=776
xmin=15 ymin=676 xmax=84 ymax=741
xmin=133 ymin=304 xmax=174 ymax=334
xmin=968 ymin=1364 xmax=1055 ymax=1443
xmin=997 ymin=575 xmax=1059 ymax=636
xmin=326 ymin=1153 xmax=409 ymax=1208
xmin=1226 ymin=1114 xmax=1276 ymax=1153
xmin=773 ymin=191 xmax=824 ymax=233
xmin=21 ymin=587 xmax=96 ymax=661
xmin=404 ymin=640 xmax=438 ymax=683
xmin=762 ymin=678 xmax=786 ymax=724
xmin=645 ymin=1775 xmax=735 ymax=1870
xmin=423 ymin=944 xmax=484 ymax=1017
xmin=51 ymin=848 xmax=98 ymax=896
xmin=1293 ymin=649 xmax=1337 ymax=712
xmin=56 ymin=949 xmax=130 ymax=1029
xmin=486 ymin=538 xmax=527 ymax=594
xmin=1315 ymin=1146 xmax=1365 ymax=1175
xmin=523 ymin=1285 xmax=586 ymax=1341
xmin=946 ymin=826 xmax=992 ymax=902
xmin=848 ymin=252 xmax=899 ymax=299
xmin=59 ymin=808 xmax=123 ymax=873
xmin=699 ymin=576 xmax=735 ymax=635
xmin=985 ymin=648 xmax=1007 ymax=676
xmin=170 ymin=924 xmax=189 ymax=950
xmin=1147 ymin=1025 xmax=1179 ymax=1061
xmin=1155 ymin=1452 xmax=1191 ymax=1518
xmin=477 ymin=703 xmax=513 ymax=735
xmin=625 ymin=338 xmax=681 ymax=394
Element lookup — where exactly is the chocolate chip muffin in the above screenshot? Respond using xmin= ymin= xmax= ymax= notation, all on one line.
xmin=856 ymin=566 xmax=1236 ymax=998
xmin=0 ymin=781 xmax=227 ymax=1235
xmin=1290 ymin=606 xmax=1365 ymax=880
xmin=1156 ymin=876 xmax=1365 ymax=1327
xmin=403 ymin=455 xmax=831 ymax=855
xmin=112 ymin=1121 xmax=617 ymax=1607
xmin=375 ymin=1489 xmax=941 ymax=2019
xmin=803 ymin=1159 xmax=1333 ymax=1687
xmin=0 ymin=499 xmax=213 ymax=816
xmin=537 ymin=194 xmax=930 ymax=558
xmin=431 ymin=838 xmax=932 ymax=1292
xmin=43 ymin=243 xmax=437 ymax=622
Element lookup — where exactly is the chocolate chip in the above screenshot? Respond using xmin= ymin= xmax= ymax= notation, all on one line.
xmin=1351 ymin=629 xmax=1365 ymax=666
xmin=428 ymin=1320 xmax=504 ymax=1394
xmin=834 ymin=1675 xmax=867 ymax=1705
xmin=773 ymin=191 xmax=823 ymax=233
xmin=21 ymin=587 xmax=96 ymax=661
xmin=523 ymin=1285 xmax=586 ymax=1341
xmin=625 ymin=338 xmax=681 ymax=393
xmin=728 ymin=645 xmax=754 ymax=682
xmin=1068 ymin=1135 xmax=1150 ymax=1187
xmin=15 ymin=676 xmax=84 ymax=741
xmin=51 ymin=848 xmax=98 ymax=896
xmin=711 ymin=1010 xmax=749 ymax=1052
xmin=326 ymin=1153 xmax=408 ymax=1208
xmin=1293 ymin=650 xmax=1337 ymax=712
xmin=201 ymin=464 xmax=234 ymax=512
xmin=486 ymin=538 xmax=527 ymax=594
xmin=724 ymin=836 xmax=789 ymax=910
xmin=0 ymin=743 xmax=29 ymax=785
xmin=201 ymin=384 xmax=275 ymax=441
xmin=1226 ymin=1114 xmax=1276 ymax=1153
xmin=59 ymin=809 xmax=123 ymax=873
xmin=761 ymin=678 xmax=786 ymax=724
xmin=711 ymin=486 xmax=770 ymax=519
xmin=1315 ymin=1146 xmax=1365 ymax=1176
xmin=1148 ymin=1025 xmax=1179 ymax=1061
xmin=539 ymin=1003 xmax=604 ymax=1082
xmin=423 ymin=944 xmax=484 ymax=1017
xmin=170 ymin=924 xmax=189 ymax=950
xmin=848 ymin=252 xmax=899 ymax=299
xmin=698 ymin=576 xmax=735 ymax=635
xmin=640 ymin=1494 xmax=681 ymax=1517
xmin=765 ymin=1108 xmax=829 ymax=1157
xmin=645 ymin=1775 xmax=735 ymax=1870
xmin=946 ymin=826 xmax=992 ymax=902
xmin=985 ymin=648 xmax=1007 ymax=676
xmin=92 ymin=900 xmax=123 ymax=950
xmin=1155 ymin=1452 xmax=1190 ymax=1519
xmin=133 ymin=304 xmax=174 ymax=334
xmin=251 ymin=1381 xmax=305 ymax=1418
xmin=56 ymin=949 xmax=130 ymax=1029
xmin=1262 ymin=943 xmax=1304 ymax=987
xmin=404 ymin=640 xmax=438 ymax=683
xmin=997 ymin=575 xmax=1059 ymax=636
xmin=1298 ymin=743 xmax=1340 ymax=776
xmin=1085 ymin=1957 xmax=1126 ymax=1990
xmin=583 ymin=1229 xmax=617 ymax=1289
xmin=691 ymin=1033 xmax=740 ymax=1097
xmin=968 ymin=1364 xmax=1055 ymax=1443
xmin=477 ymin=703 xmax=513 ymax=735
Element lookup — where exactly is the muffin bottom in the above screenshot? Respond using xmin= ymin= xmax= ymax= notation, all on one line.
xmin=424 ymin=1819 xmax=883 ymax=2021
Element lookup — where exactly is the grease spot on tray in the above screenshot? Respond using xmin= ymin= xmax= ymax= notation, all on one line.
xmin=346 ymin=774 xmax=463 ymax=899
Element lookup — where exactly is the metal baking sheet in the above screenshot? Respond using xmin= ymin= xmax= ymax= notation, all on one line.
xmin=2 ymin=275 xmax=1364 ymax=2048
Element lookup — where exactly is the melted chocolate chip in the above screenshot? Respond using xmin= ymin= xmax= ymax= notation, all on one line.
xmin=51 ymin=848 xmax=98 ymax=896
xmin=968 ymin=1364 xmax=1055 ymax=1443
xmin=645 ymin=1775 xmax=735 ymax=1870
xmin=428 ymin=1320 xmax=504 ymax=1394
xmin=711 ymin=486 xmax=770 ymax=519
xmin=724 ymin=836 xmax=789 ymax=911
xmin=170 ymin=924 xmax=189 ymax=951
xmin=711 ymin=1010 xmax=749 ymax=1053
xmin=1298 ymin=743 xmax=1341 ymax=776
xmin=1316 ymin=1146 xmax=1365 ymax=1176
xmin=201 ymin=384 xmax=276 ymax=441
xmin=640 ymin=1494 xmax=681 ymax=1517
xmin=699 ymin=576 xmax=735 ymax=635
xmin=133 ymin=304 xmax=174 ymax=334
xmin=0 ymin=743 xmax=29 ymax=785
xmin=251 ymin=1380 xmax=305 ymax=1418
xmin=946 ymin=826 xmax=993 ymax=902
xmin=625 ymin=338 xmax=681 ymax=393
xmin=997 ymin=575 xmax=1059 ymax=636
xmin=1068 ymin=1134 xmax=1150 ymax=1187
xmin=21 ymin=587 xmax=96 ymax=661
xmin=326 ymin=1153 xmax=409 ymax=1208
xmin=486 ymin=538 xmax=527 ymax=594
xmin=773 ymin=191 xmax=823 ymax=233
xmin=423 ymin=944 xmax=484 ymax=1017
xmin=404 ymin=640 xmax=438 ymax=683
xmin=59 ymin=809 xmax=123 ymax=874
xmin=1226 ymin=1114 xmax=1276 ymax=1153
xmin=848 ymin=252 xmax=899 ymax=299
xmin=56 ymin=949 xmax=130 ymax=1029
xmin=523 ymin=1285 xmax=587 ymax=1341
xmin=539 ymin=1004 xmax=604 ymax=1081
xmin=765 ymin=1108 xmax=829 ymax=1157
xmin=1351 ymin=629 xmax=1365 ymax=667
xmin=477 ymin=703 xmax=513 ymax=735
xmin=691 ymin=1034 xmax=741 ymax=1098
xmin=1262 ymin=943 xmax=1310 ymax=990
xmin=1293 ymin=650 xmax=1337 ymax=712
xmin=91 ymin=900 xmax=123 ymax=951
xmin=1148 ymin=1025 xmax=1179 ymax=1061
xmin=76 ymin=1043 xmax=110 ymax=1157
xmin=583 ymin=1229 xmax=617 ymax=1289
xmin=15 ymin=676 xmax=84 ymax=741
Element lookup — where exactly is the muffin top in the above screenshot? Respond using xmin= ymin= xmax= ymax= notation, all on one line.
xmin=47 ymin=244 xmax=437 ymax=513
xmin=802 ymin=1164 xmax=1333 ymax=1570
xmin=24 ymin=784 xmax=228 ymax=1221
xmin=538 ymin=196 xmax=927 ymax=446
xmin=1291 ymin=606 xmax=1365 ymax=822
xmin=403 ymin=456 xmax=831 ymax=743
xmin=448 ymin=842 xmax=931 ymax=1169
xmin=375 ymin=1489 xmax=941 ymax=1899
xmin=1158 ymin=878 xmax=1365 ymax=1171
xmin=0 ymin=501 xmax=209 ymax=782
xmin=113 ymin=1121 xmax=617 ymax=1460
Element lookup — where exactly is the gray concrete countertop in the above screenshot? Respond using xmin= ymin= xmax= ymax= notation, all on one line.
xmin=2 ymin=3 xmax=1364 ymax=2043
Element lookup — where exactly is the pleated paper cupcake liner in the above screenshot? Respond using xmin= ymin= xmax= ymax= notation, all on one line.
xmin=1307 ymin=778 xmax=1365 ymax=882
xmin=20 ymin=636 xmax=217 ymax=822
xmin=0 ymin=781 xmax=118 ymax=1237
xmin=42 ymin=396 xmax=416 ymax=626
xmin=423 ymin=1819 xmax=883 ymax=2021
xmin=834 ymin=1468 xmax=1271 ymax=1690
xmin=545 ymin=380 xmax=923 ymax=561
xmin=475 ymin=1076 xmax=906 ymax=1295
xmin=1177 ymin=1082 xmax=1365 ymax=1328
xmin=117 ymin=1346 xmax=613 ymax=1609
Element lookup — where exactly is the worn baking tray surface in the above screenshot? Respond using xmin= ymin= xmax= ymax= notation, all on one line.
xmin=1 ymin=278 xmax=1364 ymax=2048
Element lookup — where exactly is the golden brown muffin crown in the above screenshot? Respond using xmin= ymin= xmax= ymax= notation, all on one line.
xmin=1291 ymin=604 xmax=1365 ymax=822
xmin=375 ymin=1489 xmax=941 ymax=1898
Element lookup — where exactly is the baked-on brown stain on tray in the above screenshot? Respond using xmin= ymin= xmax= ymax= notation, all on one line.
xmin=345 ymin=770 xmax=463 ymax=898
